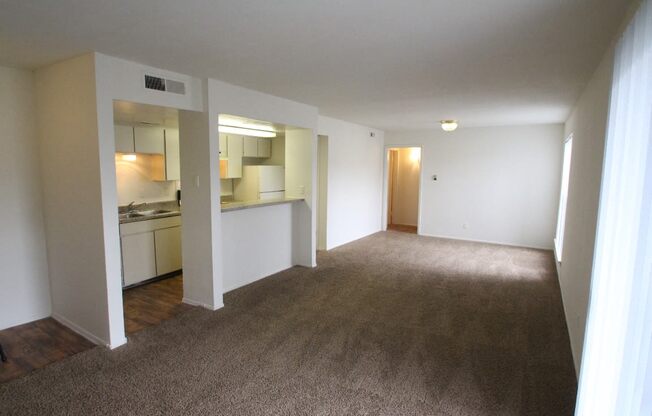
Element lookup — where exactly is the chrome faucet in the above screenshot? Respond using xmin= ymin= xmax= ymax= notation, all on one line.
xmin=126 ymin=201 xmax=145 ymax=213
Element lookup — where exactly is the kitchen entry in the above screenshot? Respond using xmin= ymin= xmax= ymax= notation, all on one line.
xmin=387 ymin=147 xmax=421 ymax=234
xmin=113 ymin=100 xmax=186 ymax=335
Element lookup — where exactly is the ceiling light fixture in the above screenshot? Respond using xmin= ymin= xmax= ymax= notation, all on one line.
xmin=219 ymin=125 xmax=277 ymax=138
xmin=440 ymin=120 xmax=458 ymax=132
xmin=218 ymin=115 xmax=277 ymax=137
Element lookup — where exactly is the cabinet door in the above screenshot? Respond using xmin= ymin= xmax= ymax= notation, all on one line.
xmin=165 ymin=129 xmax=180 ymax=181
xmin=219 ymin=133 xmax=228 ymax=158
xmin=121 ymin=232 xmax=157 ymax=286
xmin=226 ymin=135 xmax=243 ymax=178
xmin=257 ymin=138 xmax=271 ymax=158
xmin=134 ymin=126 xmax=165 ymax=154
xmin=115 ymin=125 xmax=135 ymax=153
xmin=154 ymin=226 xmax=182 ymax=275
xmin=243 ymin=136 xmax=258 ymax=157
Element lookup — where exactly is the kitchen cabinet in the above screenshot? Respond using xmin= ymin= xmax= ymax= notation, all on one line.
xmin=121 ymin=232 xmax=157 ymax=286
xmin=120 ymin=216 xmax=182 ymax=287
xmin=154 ymin=226 xmax=182 ymax=275
xmin=220 ymin=134 xmax=243 ymax=178
xmin=115 ymin=125 xmax=135 ymax=153
xmin=219 ymin=134 xmax=228 ymax=158
xmin=164 ymin=129 xmax=180 ymax=181
xmin=257 ymin=138 xmax=271 ymax=158
xmin=134 ymin=126 xmax=165 ymax=154
xmin=244 ymin=136 xmax=272 ymax=158
xmin=243 ymin=136 xmax=258 ymax=157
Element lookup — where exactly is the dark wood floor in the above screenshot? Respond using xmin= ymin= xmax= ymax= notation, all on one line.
xmin=123 ymin=274 xmax=188 ymax=335
xmin=387 ymin=223 xmax=418 ymax=234
xmin=0 ymin=318 xmax=95 ymax=383
xmin=1 ymin=274 xmax=187 ymax=384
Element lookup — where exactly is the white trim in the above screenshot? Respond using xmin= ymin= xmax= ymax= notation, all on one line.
xmin=52 ymin=313 xmax=127 ymax=349
xmin=553 ymin=237 xmax=563 ymax=263
xmin=182 ymin=297 xmax=224 ymax=311
xmin=418 ymin=231 xmax=553 ymax=251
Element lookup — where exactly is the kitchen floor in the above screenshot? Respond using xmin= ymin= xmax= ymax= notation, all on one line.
xmin=123 ymin=274 xmax=189 ymax=335
xmin=0 ymin=274 xmax=188 ymax=384
xmin=0 ymin=318 xmax=94 ymax=384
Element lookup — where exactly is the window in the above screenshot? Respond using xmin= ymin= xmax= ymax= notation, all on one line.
xmin=554 ymin=134 xmax=573 ymax=262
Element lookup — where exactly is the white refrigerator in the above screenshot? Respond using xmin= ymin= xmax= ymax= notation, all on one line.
xmin=234 ymin=165 xmax=285 ymax=201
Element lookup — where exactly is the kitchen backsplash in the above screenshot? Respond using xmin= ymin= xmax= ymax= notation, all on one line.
xmin=115 ymin=154 xmax=179 ymax=205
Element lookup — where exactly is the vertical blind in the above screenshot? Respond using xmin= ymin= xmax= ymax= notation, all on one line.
xmin=576 ymin=0 xmax=652 ymax=415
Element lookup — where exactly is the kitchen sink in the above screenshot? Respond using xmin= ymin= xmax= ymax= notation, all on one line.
xmin=119 ymin=212 xmax=145 ymax=219
xmin=137 ymin=209 xmax=172 ymax=215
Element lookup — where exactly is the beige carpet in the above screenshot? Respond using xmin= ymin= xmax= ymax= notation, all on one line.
xmin=0 ymin=231 xmax=576 ymax=415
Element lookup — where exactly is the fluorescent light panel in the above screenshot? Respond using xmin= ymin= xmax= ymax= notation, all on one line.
xmin=219 ymin=125 xmax=276 ymax=138
xmin=218 ymin=115 xmax=277 ymax=137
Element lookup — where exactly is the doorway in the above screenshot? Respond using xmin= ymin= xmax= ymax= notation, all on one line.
xmin=113 ymin=100 xmax=186 ymax=335
xmin=386 ymin=147 xmax=421 ymax=234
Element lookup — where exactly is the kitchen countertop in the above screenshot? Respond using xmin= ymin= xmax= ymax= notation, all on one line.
xmin=221 ymin=197 xmax=304 ymax=213
xmin=119 ymin=210 xmax=181 ymax=224
xmin=118 ymin=200 xmax=181 ymax=224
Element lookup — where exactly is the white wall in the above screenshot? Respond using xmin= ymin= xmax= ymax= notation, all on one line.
xmin=559 ymin=49 xmax=614 ymax=373
xmin=95 ymin=53 xmax=215 ymax=344
xmin=35 ymin=54 xmax=120 ymax=346
xmin=318 ymin=116 xmax=385 ymax=250
xmin=390 ymin=148 xmax=420 ymax=227
xmin=0 ymin=66 xmax=51 ymax=330
xmin=385 ymin=124 xmax=563 ymax=249
xmin=221 ymin=203 xmax=294 ymax=292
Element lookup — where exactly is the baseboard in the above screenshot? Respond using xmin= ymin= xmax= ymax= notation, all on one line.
xmin=51 ymin=313 xmax=117 ymax=348
xmin=417 ymin=232 xmax=553 ymax=251
xmin=326 ymin=227 xmax=383 ymax=251
xmin=182 ymin=297 xmax=224 ymax=311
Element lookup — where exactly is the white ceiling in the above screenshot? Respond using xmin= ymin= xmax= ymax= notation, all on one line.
xmin=0 ymin=0 xmax=632 ymax=130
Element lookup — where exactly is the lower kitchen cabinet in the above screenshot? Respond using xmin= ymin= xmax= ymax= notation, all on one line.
xmin=154 ymin=226 xmax=182 ymax=275
xmin=120 ymin=216 xmax=182 ymax=287
xmin=121 ymin=232 xmax=157 ymax=286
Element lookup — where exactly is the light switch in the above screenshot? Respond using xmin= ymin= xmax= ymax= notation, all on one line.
xmin=195 ymin=175 xmax=200 ymax=188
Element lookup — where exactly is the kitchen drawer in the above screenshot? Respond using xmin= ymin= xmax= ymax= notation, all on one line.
xmin=120 ymin=215 xmax=182 ymax=237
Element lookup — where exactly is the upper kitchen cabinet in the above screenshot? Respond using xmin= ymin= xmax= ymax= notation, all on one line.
xmin=257 ymin=138 xmax=271 ymax=158
xmin=243 ymin=136 xmax=258 ymax=157
xmin=134 ymin=126 xmax=165 ymax=154
xmin=243 ymin=135 xmax=272 ymax=158
xmin=114 ymin=124 xmax=165 ymax=155
xmin=164 ymin=129 xmax=180 ymax=181
xmin=219 ymin=133 xmax=243 ymax=178
xmin=115 ymin=125 xmax=136 ymax=153
xmin=219 ymin=134 xmax=228 ymax=158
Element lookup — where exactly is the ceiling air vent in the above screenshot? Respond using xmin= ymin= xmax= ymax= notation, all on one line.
xmin=144 ymin=74 xmax=186 ymax=95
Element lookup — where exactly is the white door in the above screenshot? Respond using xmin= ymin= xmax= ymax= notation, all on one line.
xmin=121 ymin=232 xmax=157 ymax=286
